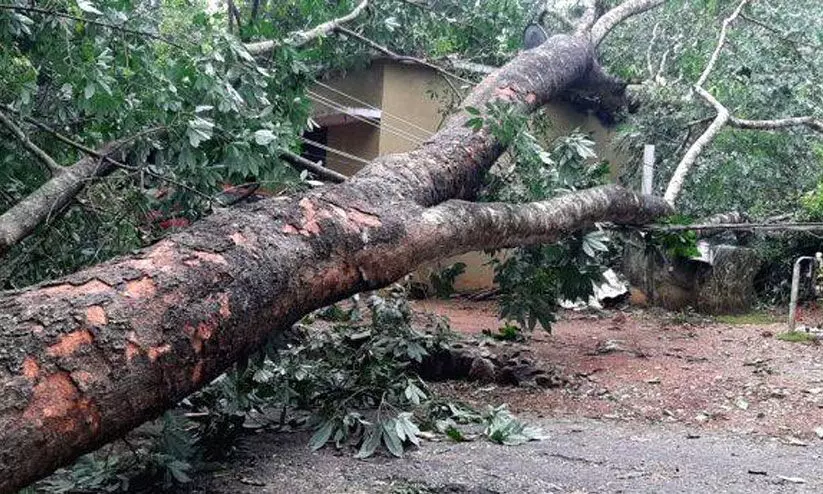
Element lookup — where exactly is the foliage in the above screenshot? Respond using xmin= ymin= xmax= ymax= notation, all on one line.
xmin=468 ymin=102 xmax=614 ymax=331
xmin=182 ymin=286 xmax=456 ymax=460
xmin=482 ymin=404 xmax=545 ymax=445
xmin=648 ymin=215 xmax=700 ymax=259
xmin=605 ymin=0 xmax=822 ymax=219
xmin=429 ymin=261 xmax=467 ymax=299
xmin=777 ymin=330 xmax=818 ymax=343
xmin=34 ymin=412 xmax=198 ymax=493
xmin=483 ymin=322 xmax=525 ymax=341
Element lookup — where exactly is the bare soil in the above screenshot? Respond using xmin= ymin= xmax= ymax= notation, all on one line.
xmin=416 ymin=299 xmax=823 ymax=440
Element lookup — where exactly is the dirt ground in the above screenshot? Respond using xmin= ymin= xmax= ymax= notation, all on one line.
xmin=414 ymin=299 xmax=823 ymax=440
xmin=190 ymin=300 xmax=823 ymax=493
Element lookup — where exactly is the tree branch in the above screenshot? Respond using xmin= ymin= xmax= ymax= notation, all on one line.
xmin=663 ymin=0 xmax=747 ymax=204
xmin=413 ymin=185 xmax=672 ymax=256
xmin=333 ymin=25 xmax=473 ymax=89
xmin=280 ymin=150 xmax=348 ymax=183
xmin=0 ymin=110 xmax=63 ymax=175
xmin=0 ymin=140 xmax=130 ymax=257
xmin=0 ymin=4 xmax=184 ymax=49
xmin=575 ymin=0 xmax=599 ymax=35
xmin=730 ymin=115 xmax=823 ymax=133
xmin=590 ymin=0 xmax=667 ymax=47
xmin=0 ymin=121 xmax=169 ymax=256
xmin=245 ymin=0 xmax=369 ymax=55
xmin=441 ymin=57 xmax=497 ymax=76
xmin=695 ymin=0 xmax=750 ymax=88
xmin=663 ymin=88 xmax=729 ymax=204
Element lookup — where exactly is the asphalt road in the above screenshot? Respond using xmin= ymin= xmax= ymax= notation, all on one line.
xmin=190 ymin=418 xmax=823 ymax=493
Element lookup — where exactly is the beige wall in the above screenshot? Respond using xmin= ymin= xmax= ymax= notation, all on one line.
xmin=378 ymin=62 xmax=446 ymax=155
xmin=325 ymin=122 xmax=380 ymax=176
xmin=312 ymin=68 xmax=383 ymax=119
xmin=309 ymin=61 xmax=626 ymax=293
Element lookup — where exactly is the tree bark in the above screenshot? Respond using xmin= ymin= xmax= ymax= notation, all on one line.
xmin=0 ymin=4 xmax=671 ymax=490
xmin=0 ymin=140 xmax=129 ymax=257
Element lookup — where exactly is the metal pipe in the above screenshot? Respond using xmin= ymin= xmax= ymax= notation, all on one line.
xmin=788 ymin=255 xmax=820 ymax=331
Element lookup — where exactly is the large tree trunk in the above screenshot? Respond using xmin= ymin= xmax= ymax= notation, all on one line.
xmin=0 ymin=26 xmax=671 ymax=493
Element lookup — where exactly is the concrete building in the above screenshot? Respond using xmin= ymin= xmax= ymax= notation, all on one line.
xmin=304 ymin=59 xmax=626 ymax=292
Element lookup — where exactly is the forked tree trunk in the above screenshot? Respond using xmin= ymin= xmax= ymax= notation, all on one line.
xmin=0 ymin=32 xmax=670 ymax=493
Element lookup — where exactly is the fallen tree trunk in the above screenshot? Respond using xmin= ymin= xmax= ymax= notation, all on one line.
xmin=0 ymin=2 xmax=671 ymax=490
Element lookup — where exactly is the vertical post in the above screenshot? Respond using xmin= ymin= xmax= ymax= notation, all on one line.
xmin=642 ymin=144 xmax=655 ymax=195
xmin=788 ymin=256 xmax=818 ymax=332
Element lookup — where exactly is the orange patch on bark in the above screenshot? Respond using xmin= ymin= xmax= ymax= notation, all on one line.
xmin=192 ymin=360 xmax=204 ymax=384
xmin=125 ymin=342 xmax=141 ymax=362
xmin=47 ymin=330 xmax=94 ymax=358
xmin=218 ymin=292 xmax=231 ymax=319
xmin=147 ymin=344 xmax=171 ymax=362
xmin=184 ymin=321 xmax=216 ymax=354
xmin=494 ymin=86 xmax=518 ymax=101
xmin=193 ymin=251 xmax=228 ymax=266
xmin=41 ymin=279 xmax=112 ymax=298
xmin=22 ymin=357 xmax=40 ymax=380
xmin=230 ymin=232 xmax=247 ymax=245
xmin=85 ymin=305 xmax=108 ymax=326
xmin=124 ymin=277 xmax=156 ymax=299
xmin=297 ymin=198 xmax=322 ymax=235
xmin=22 ymin=372 xmax=100 ymax=434
xmin=71 ymin=370 xmax=96 ymax=387
xmin=347 ymin=210 xmax=382 ymax=228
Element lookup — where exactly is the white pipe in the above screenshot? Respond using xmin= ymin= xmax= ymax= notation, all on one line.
xmin=788 ymin=255 xmax=820 ymax=331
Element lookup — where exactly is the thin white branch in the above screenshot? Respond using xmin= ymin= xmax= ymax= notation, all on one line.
xmin=665 ymin=89 xmax=823 ymax=205
xmin=442 ymin=57 xmax=497 ymax=75
xmin=590 ymin=0 xmax=667 ymax=47
xmin=245 ymin=0 xmax=368 ymax=55
xmin=646 ymin=22 xmax=661 ymax=79
xmin=655 ymin=48 xmax=670 ymax=82
xmin=663 ymin=0 xmax=749 ymax=205
xmin=696 ymin=0 xmax=749 ymax=87
xmin=663 ymin=88 xmax=730 ymax=204
xmin=730 ymin=116 xmax=823 ymax=133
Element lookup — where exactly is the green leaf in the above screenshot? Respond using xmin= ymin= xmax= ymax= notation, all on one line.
xmin=187 ymin=116 xmax=214 ymax=148
xmin=84 ymin=83 xmax=96 ymax=100
xmin=465 ymin=117 xmax=484 ymax=131
xmin=404 ymin=381 xmax=427 ymax=405
xmin=253 ymin=129 xmax=276 ymax=146
xmin=381 ymin=420 xmax=404 ymax=457
xmin=77 ymin=0 xmax=103 ymax=15
xmin=355 ymin=427 xmax=381 ymax=459
xmin=309 ymin=420 xmax=336 ymax=451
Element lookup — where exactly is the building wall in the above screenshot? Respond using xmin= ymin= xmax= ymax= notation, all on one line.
xmin=310 ymin=68 xmax=384 ymax=176
xmin=325 ymin=122 xmax=380 ymax=177
xmin=309 ymin=60 xmax=630 ymax=292
xmin=378 ymin=61 xmax=447 ymax=155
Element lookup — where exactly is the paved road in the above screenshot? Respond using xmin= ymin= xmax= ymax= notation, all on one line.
xmin=191 ymin=418 xmax=823 ymax=493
